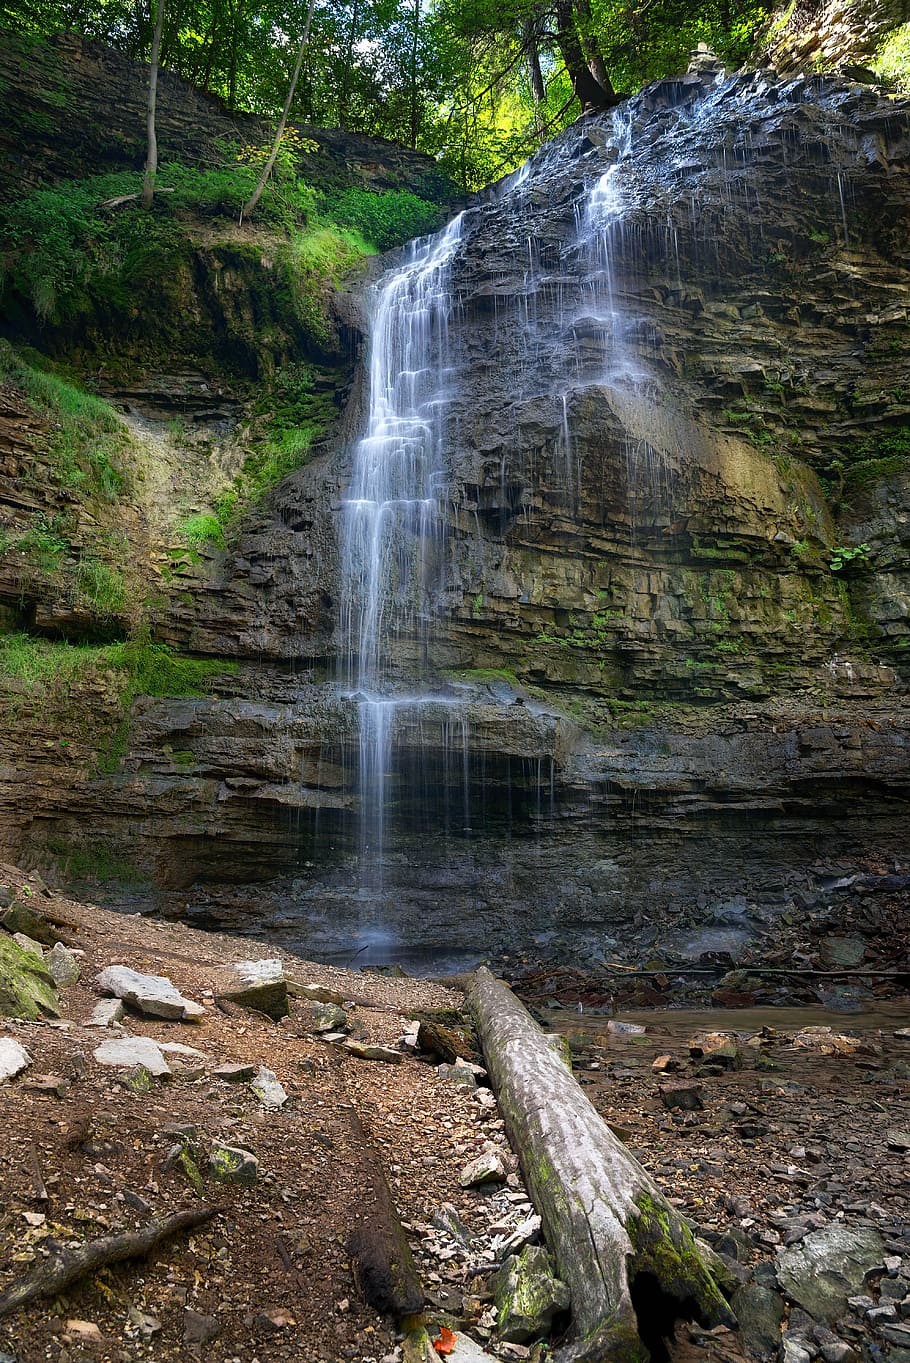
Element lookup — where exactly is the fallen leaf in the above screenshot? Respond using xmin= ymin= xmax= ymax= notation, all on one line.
xmin=434 ymin=1326 xmax=457 ymax=1356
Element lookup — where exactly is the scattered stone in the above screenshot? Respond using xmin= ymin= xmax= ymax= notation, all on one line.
xmin=46 ymin=942 xmax=80 ymax=986
xmin=96 ymin=966 xmax=204 ymax=1022
xmin=342 ymin=1039 xmax=401 ymax=1063
xmin=183 ymin=1309 xmax=220 ymax=1345
xmin=213 ymin=1062 xmax=257 ymax=1083
xmin=217 ymin=959 xmax=288 ymax=1021
xmin=652 ymin=1053 xmax=678 ymax=1072
xmin=125 ymin=1064 xmax=155 ymax=1093
xmin=252 ymin=1308 xmax=295 ymax=1332
xmin=689 ymin=1031 xmax=742 ymax=1069
xmin=0 ymin=934 xmax=59 ymax=1020
xmin=659 ymin=1081 xmax=704 ymax=1110
xmin=303 ymin=1000 xmax=349 ymax=1034
xmin=93 ymin=1036 xmax=172 ymax=1077
xmin=0 ymin=1038 xmax=32 ymax=1081
xmin=209 ymin=1142 xmax=259 ymax=1185
xmin=24 ymin=1073 xmax=68 ymax=1097
xmin=86 ymin=998 xmax=125 ymax=1028
xmin=250 ymin=1066 xmax=288 ymax=1107
xmin=776 ymin=1226 xmax=885 ymax=1321
xmin=886 ymin=1130 xmax=910 ymax=1152
xmin=459 ymin=1151 xmax=507 ymax=1188
xmin=438 ymin=1061 xmax=478 ymax=1088
xmin=493 ymin=1244 xmax=571 ymax=1343
xmin=432 ymin=1202 xmax=474 ymax=1249
xmin=732 ymin=1283 xmax=786 ymax=1360
xmin=63 ymin=1321 xmax=103 ymax=1344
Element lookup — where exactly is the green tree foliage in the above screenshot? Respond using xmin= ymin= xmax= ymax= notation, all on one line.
xmin=3 ymin=0 xmax=769 ymax=189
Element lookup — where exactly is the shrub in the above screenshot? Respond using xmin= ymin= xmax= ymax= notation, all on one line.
xmin=326 ymin=187 xmax=444 ymax=251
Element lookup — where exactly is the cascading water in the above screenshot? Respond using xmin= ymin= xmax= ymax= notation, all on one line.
xmin=340 ymin=213 xmax=464 ymax=894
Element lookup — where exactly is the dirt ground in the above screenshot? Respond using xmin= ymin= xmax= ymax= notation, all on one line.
xmin=0 ymin=862 xmax=908 ymax=1363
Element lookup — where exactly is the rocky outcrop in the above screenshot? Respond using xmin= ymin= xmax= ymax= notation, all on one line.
xmin=3 ymin=58 xmax=910 ymax=968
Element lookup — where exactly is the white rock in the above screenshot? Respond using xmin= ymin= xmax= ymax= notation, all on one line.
xmin=87 ymin=998 xmax=126 ymax=1028
xmin=0 ymin=1038 xmax=32 ymax=1081
xmin=158 ymin=1042 xmax=205 ymax=1059
xmin=93 ymin=1036 xmax=172 ymax=1076
xmin=250 ymin=1066 xmax=288 ymax=1107
xmin=96 ymin=966 xmax=204 ymax=1022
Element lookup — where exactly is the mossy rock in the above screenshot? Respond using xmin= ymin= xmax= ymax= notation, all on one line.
xmin=0 ymin=933 xmax=60 ymax=1019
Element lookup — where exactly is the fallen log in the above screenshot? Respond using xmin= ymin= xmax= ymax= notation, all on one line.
xmin=0 ymin=1206 xmax=216 ymax=1316
xmin=468 ymin=966 xmax=735 ymax=1363
xmin=344 ymin=1108 xmax=423 ymax=1318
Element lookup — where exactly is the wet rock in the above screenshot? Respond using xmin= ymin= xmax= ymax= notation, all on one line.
xmin=776 ymin=1226 xmax=885 ymax=1321
xmin=732 ymin=1283 xmax=786 ymax=1360
xmin=217 ymin=958 xmax=289 ymax=1020
xmin=209 ymin=1142 xmax=259 ymax=1184
xmin=96 ymin=966 xmax=204 ymax=1022
xmin=47 ymin=943 xmax=80 ymax=986
xmin=0 ymin=1038 xmax=31 ymax=1081
xmin=93 ymin=1036 xmax=172 ymax=1077
xmin=0 ymin=935 xmax=59 ymax=1020
xmin=459 ymin=1151 xmax=507 ymax=1188
xmin=249 ymin=1066 xmax=288 ymax=1107
xmin=492 ymin=1244 xmax=570 ymax=1343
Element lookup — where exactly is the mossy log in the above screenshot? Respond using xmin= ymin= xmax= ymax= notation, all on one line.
xmin=467 ymin=966 xmax=736 ymax=1363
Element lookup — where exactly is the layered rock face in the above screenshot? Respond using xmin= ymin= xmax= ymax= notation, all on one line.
xmin=7 ymin=62 xmax=910 ymax=967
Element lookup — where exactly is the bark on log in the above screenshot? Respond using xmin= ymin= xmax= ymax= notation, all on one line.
xmin=0 ymin=1206 xmax=216 ymax=1316
xmin=345 ymin=1109 xmax=423 ymax=1318
xmin=468 ymin=967 xmax=735 ymax=1363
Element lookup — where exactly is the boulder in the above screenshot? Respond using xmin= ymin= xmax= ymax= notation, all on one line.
xmin=286 ymin=980 xmax=347 ymax=1006
xmin=1 ymin=901 xmax=58 ymax=946
xmin=217 ymin=959 xmax=288 ymax=1021
xmin=209 ymin=1142 xmax=259 ymax=1185
xmin=96 ymin=966 xmax=204 ymax=1022
xmin=732 ymin=1283 xmax=786 ymax=1360
xmin=0 ymin=934 xmax=60 ymax=1019
xmin=492 ymin=1244 xmax=571 ymax=1343
xmin=302 ymin=1000 xmax=348 ymax=1034
xmin=776 ymin=1227 xmax=885 ymax=1321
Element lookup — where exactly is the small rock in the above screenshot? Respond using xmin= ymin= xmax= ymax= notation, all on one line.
xmin=217 ymin=959 xmax=288 ymax=1021
xmin=93 ymin=1036 xmax=172 ymax=1077
xmin=213 ymin=1062 xmax=257 ymax=1083
xmin=0 ymin=1038 xmax=31 ymax=1081
xmin=652 ymin=1054 xmax=677 ymax=1072
xmin=303 ymin=1001 xmax=349 ymax=1034
xmin=659 ymin=1081 xmax=704 ymax=1111
xmin=689 ymin=1031 xmax=741 ymax=1069
xmin=96 ymin=966 xmax=204 ymax=1022
xmin=886 ymin=1130 xmax=910 ymax=1152
xmin=438 ymin=1062 xmax=477 ymax=1088
xmin=286 ymin=980 xmax=347 ymax=1006
xmin=86 ymin=998 xmax=125 ymax=1028
xmin=46 ymin=943 xmax=80 ymax=986
xmin=63 ymin=1321 xmax=104 ymax=1344
xmin=253 ymin=1308 xmax=295 ymax=1332
xmin=493 ymin=1244 xmax=570 ymax=1343
xmin=342 ymin=1039 xmax=401 ymax=1063
xmin=459 ymin=1151 xmax=507 ymax=1188
xmin=250 ymin=1067 xmax=288 ymax=1108
xmin=125 ymin=1064 xmax=155 ymax=1093
xmin=209 ymin=1141 xmax=258 ymax=1184
xmin=183 ymin=1309 xmax=220 ymax=1345
xmin=606 ymin=1020 xmax=647 ymax=1035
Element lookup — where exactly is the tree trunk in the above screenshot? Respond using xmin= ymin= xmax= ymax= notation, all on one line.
xmin=409 ymin=0 xmax=420 ymax=149
xmin=467 ymin=967 xmax=736 ymax=1363
xmin=141 ymin=0 xmax=165 ymax=209
xmin=521 ymin=11 xmax=546 ymax=141
xmin=554 ymin=0 xmax=617 ymax=110
xmin=240 ymin=0 xmax=316 ymax=223
xmin=338 ymin=0 xmax=360 ymax=129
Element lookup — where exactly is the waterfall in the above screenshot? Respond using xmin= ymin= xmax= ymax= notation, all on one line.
xmin=340 ymin=212 xmax=464 ymax=892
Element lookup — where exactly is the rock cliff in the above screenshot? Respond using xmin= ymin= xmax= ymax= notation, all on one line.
xmin=2 ymin=50 xmax=910 ymax=971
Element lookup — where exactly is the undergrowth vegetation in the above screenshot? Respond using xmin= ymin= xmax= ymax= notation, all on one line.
xmin=0 ymin=137 xmax=441 ymax=327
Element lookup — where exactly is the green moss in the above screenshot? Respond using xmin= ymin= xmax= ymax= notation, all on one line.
xmin=0 ymin=934 xmax=60 ymax=1020
xmin=627 ymin=1191 xmax=734 ymax=1328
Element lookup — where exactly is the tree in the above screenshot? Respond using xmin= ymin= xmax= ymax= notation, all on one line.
xmin=240 ymin=0 xmax=317 ymax=223
xmin=141 ymin=0 xmax=165 ymax=210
